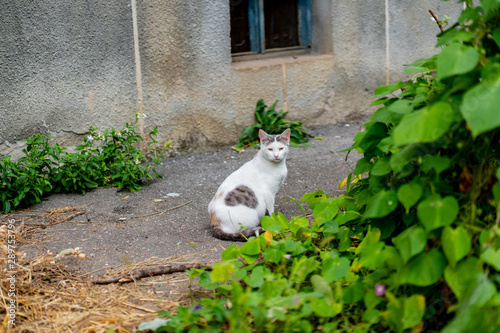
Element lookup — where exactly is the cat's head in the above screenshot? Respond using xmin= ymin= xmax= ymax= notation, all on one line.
xmin=259 ymin=129 xmax=291 ymax=162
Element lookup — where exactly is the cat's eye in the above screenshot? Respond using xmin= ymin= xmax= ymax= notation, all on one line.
xmin=279 ymin=148 xmax=284 ymax=151
xmin=268 ymin=148 xmax=273 ymax=151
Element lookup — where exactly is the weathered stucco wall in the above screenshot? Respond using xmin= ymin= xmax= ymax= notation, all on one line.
xmin=0 ymin=1 xmax=137 ymax=157
xmin=0 ymin=1 xmax=463 ymax=157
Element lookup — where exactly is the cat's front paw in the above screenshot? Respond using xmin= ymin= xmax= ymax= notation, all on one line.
xmin=242 ymin=226 xmax=264 ymax=238
xmin=252 ymin=226 xmax=264 ymax=237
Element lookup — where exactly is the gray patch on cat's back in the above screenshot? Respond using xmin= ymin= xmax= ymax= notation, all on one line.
xmin=224 ymin=185 xmax=258 ymax=209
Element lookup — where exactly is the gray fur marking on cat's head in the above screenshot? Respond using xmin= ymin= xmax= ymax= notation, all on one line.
xmin=224 ymin=185 xmax=258 ymax=208
xmin=259 ymin=129 xmax=291 ymax=146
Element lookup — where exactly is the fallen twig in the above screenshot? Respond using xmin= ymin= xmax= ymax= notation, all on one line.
xmin=92 ymin=262 xmax=209 ymax=284
xmin=131 ymin=200 xmax=193 ymax=219
xmin=61 ymin=210 xmax=87 ymax=223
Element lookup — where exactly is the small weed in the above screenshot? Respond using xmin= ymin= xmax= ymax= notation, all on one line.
xmin=0 ymin=119 xmax=171 ymax=213
xmin=233 ymin=99 xmax=313 ymax=152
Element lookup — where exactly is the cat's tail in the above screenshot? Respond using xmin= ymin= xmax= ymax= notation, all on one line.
xmin=211 ymin=225 xmax=264 ymax=242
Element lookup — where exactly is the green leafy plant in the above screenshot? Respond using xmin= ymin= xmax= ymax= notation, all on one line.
xmin=0 ymin=118 xmax=171 ymax=213
xmin=139 ymin=2 xmax=500 ymax=333
xmin=233 ymin=99 xmax=313 ymax=152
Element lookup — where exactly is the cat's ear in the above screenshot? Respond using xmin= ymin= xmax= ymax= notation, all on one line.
xmin=278 ymin=129 xmax=291 ymax=144
xmin=259 ymin=129 xmax=270 ymax=142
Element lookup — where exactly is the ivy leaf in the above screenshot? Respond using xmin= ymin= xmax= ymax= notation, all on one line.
xmin=244 ymin=265 xmax=265 ymax=288
xmin=374 ymin=81 xmax=406 ymax=96
xmin=356 ymin=122 xmax=388 ymax=153
xmin=386 ymin=294 xmax=426 ymax=333
xmin=210 ymin=261 xmax=235 ymax=282
xmin=364 ymin=190 xmax=398 ymax=218
xmin=358 ymin=242 xmax=386 ymax=269
xmin=400 ymin=250 xmax=446 ymax=287
xmin=392 ymin=225 xmax=426 ymax=264
xmin=370 ymin=97 xmax=391 ymax=106
xmin=403 ymin=66 xmax=431 ymax=75
xmin=460 ymin=76 xmax=500 ymax=137
xmin=354 ymin=156 xmax=373 ymax=175
xmin=454 ymin=268 xmax=496 ymax=313
xmin=261 ymin=213 xmax=288 ymax=233
xmin=493 ymin=26 xmax=500 ymax=49
xmin=392 ymin=102 xmax=454 ymax=146
xmin=421 ymin=154 xmax=451 ymax=174
xmin=137 ymin=318 xmax=170 ymax=331
xmin=310 ymin=298 xmax=342 ymax=317
xmin=364 ymin=289 xmax=382 ymax=310
xmin=356 ymin=227 xmax=381 ymax=255
xmin=436 ymin=27 xmax=474 ymax=47
xmin=263 ymin=246 xmax=284 ymax=264
xmin=437 ymin=43 xmax=479 ymax=79
xmin=441 ymin=226 xmax=471 ymax=266
xmin=240 ymin=239 xmax=261 ymax=256
xmin=221 ymin=244 xmax=239 ymax=261
xmin=480 ymin=247 xmax=500 ymax=271
xmin=481 ymin=0 xmax=500 ymax=13
xmin=371 ymin=156 xmax=391 ymax=176
xmin=342 ymin=280 xmax=366 ymax=304
xmin=390 ymin=144 xmax=419 ymax=174
xmin=289 ymin=217 xmax=309 ymax=235
xmin=444 ymin=257 xmax=481 ymax=301
xmin=301 ymin=190 xmax=327 ymax=209
xmin=397 ymin=182 xmax=423 ymax=213
xmin=313 ymin=198 xmax=339 ymax=225
xmin=311 ymin=275 xmax=334 ymax=305
xmin=321 ymin=257 xmax=350 ymax=283
xmin=417 ymin=195 xmax=459 ymax=231
xmin=385 ymin=99 xmax=413 ymax=114
xmin=493 ymin=182 xmax=500 ymax=202
xmin=494 ymin=167 xmax=500 ymax=202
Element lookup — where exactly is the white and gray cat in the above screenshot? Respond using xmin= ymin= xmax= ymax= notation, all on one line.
xmin=208 ymin=129 xmax=291 ymax=241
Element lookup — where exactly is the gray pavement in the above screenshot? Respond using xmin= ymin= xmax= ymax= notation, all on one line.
xmin=17 ymin=123 xmax=362 ymax=275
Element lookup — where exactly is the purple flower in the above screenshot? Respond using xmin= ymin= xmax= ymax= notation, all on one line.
xmin=293 ymin=296 xmax=300 ymax=305
xmin=401 ymin=78 xmax=409 ymax=91
xmin=193 ymin=304 xmax=202 ymax=312
xmin=374 ymin=283 xmax=386 ymax=296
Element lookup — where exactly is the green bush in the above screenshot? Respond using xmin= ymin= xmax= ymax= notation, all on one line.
xmin=140 ymin=2 xmax=500 ymax=332
xmin=0 ymin=119 xmax=171 ymax=213
xmin=233 ymin=99 xmax=313 ymax=152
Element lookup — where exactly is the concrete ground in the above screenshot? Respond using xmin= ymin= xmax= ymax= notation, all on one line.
xmin=15 ymin=123 xmax=362 ymax=277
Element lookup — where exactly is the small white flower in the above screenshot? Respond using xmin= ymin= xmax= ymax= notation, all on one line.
xmin=124 ymin=127 xmax=129 ymax=133
xmin=87 ymin=135 xmax=94 ymax=142
xmin=135 ymin=159 xmax=140 ymax=165
xmin=116 ymin=132 xmax=122 ymax=137
xmin=137 ymin=113 xmax=147 ymax=119
xmin=283 ymin=254 xmax=292 ymax=260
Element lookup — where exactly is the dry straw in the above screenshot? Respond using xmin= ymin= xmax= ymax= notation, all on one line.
xmin=0 ymin=206 xmax=216 ymax=333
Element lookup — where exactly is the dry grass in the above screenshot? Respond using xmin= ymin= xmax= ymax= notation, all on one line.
xmin=0 ymin=207 xmax=216 ymax=333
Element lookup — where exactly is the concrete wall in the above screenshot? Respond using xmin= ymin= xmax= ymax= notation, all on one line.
xmin=0 ymin=1 xmax=463 ymax=157
xmin=0 ymin=1 xmax=137 ymax=156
